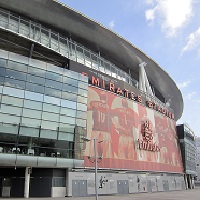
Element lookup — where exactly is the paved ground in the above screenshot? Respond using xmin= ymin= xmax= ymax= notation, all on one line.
xmin=3 ymin=187 xmax=200 ymax=200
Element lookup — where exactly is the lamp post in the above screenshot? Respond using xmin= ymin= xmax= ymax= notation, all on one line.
xmin=82 ymin=137 xmax=100 ymax=200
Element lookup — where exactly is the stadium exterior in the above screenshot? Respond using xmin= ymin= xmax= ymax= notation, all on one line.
xmin=0 ymin=0 xmax=185 ymax=198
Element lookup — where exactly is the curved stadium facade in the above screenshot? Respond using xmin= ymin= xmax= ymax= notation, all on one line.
xmin=0 ymin=0 xmax=185 ymax=197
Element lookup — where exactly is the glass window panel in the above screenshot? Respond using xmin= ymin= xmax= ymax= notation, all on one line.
xmin=19 ymin=126 xmax=39 ymax=138
xmin=9 ymin=52 xmax=29 ymax=65
xmin=32 ymin=24 xmax=41 ymax=42
xmin=24 ymin=99 xmax=43 ymax=110
xmin=42 ymin=112 xmax=59 ymax=122
xmin=0 ymin=10 xmax=9 ymax=28
xmin=7 ymin=60 xmax=27 ymax=73
xmin=77 ymin=52 xmax=84 ymax=64
xmin=21 ymin=117 xmax=41 ymax=128
xmin=45 ymin=70 xmax=62 ymax=82
xmin=19 ymin=19 xmax=30 ymax=38
xmin=4 ymin=78 xmax=25 ymax=90
xmin=29 ymin=59 xmax=46 ymax=70
xmin=0 ymin=58 xmax=6 ymax=68
xmin=40 ymin=129 xmax=57 ymax=139
xmin=76 ymin=119 xmax=86 ymax=127
xmin=51 ymin=32 xmax=59 ymax=50
xmin=26 ymin=82 xmax=44 ymax=93
xmin=44 ymin=95 xmax=60 ymax=106
xmin=61 ymin=92 xmax=77 ymax=101
xmin=3 ymin=87 xmax=24 ymax=98
xmin=69 ymin=42 xmax=76 ymax=61
xmin=47 ymin=63 xmax=63 ymax=74
xmin=43 ymin=103 xmax=60 ymax=113
xmin=44 ymin=87 xmax=61 ymax=98
xmin=77 ymin=95 xmax=87 ymax=104
xmin=25 ymin=91 xmax=43 ymax=102
xmin=45 ymin=79 xmax=62 ymax=89
xmin=78 ymin=73 xmax=88 ymax=82
xmin=76 ymin=110 xmax=86 ymax=120
xmin=2 ymin=95 xmax=23 ymax=107
xmin=104 ymin=62 xmax=111 ymax=76
xmin=41 ymin=120 xmax=58 ymax=130
xmin=0 ymin=50 xmax=8 ymax=60
xmin=0 ymin=76 xmax=4 ymax=85
xmin=59 ymin=116 xmax=75 ymax=124
xmin=78 ymin=81 xmax=88 ymax=90
xmin=63 ymin=69 xmax=79 ymax=80
xmin=0 ymin=66 xmax=6 ymax=77
xmin=0 ymin=113 xmax=20 ymax=124
xmin=26 ymin=74 xmax=45 ymax=85
xmin=77 ymin=103 xmax=87 ymax=111
xmin=23 ymin=108 xmax=42 ymax=119
xmin=99 ymin=59 xmax=105 ymax=73
xmin=9 ymin=15 xmax=18 ymax=32
xmin=27 ymin=66 xmax=46 ymax=78
xmin=41 ymin=27 xmax=49 ymax=47
xmin=1 ymin=104 xmax=22 ymax=116
xmin=62 ymin=77 xmax=78 ymax=87
xmin=60 ymin=107 xmax=76 ymax=117
xmin=59 ymin=123 xmax=75 ymax=133
xmin=61 ymin=99 xmax=76 ymax=109
xmin=0 ymin=122 xmax=18 ymax=134
xmin=58 ymin=132 xmax=74 ymax=141
xmin=6 ymin=69 xmax=26 ymax=81
xmin=78 ymin=88 xmax=88 ymax=97
xmin=62 ymin=84 xmax=77 ymax=93
xmin=111 ymin=65 xmax=117 ymax=78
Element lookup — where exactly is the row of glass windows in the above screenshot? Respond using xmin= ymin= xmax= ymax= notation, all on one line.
xmin=0 ymin=114 xmax=86 ymax=131
xmin=0 ymin=78 xmax=87 ymax=101
xmin=0 ymin=132 xmax=76 ymax=159
xmin=0 ymin=86 xmax=87 ymax=111
xmin=0 ymin=105 xmax=86 ymax=124
xmin=0 ymin=8 xmax=138 ymax=88
xmin=0 ymin=58 xmax=88 ymax=92
xmin=0 ymin=95 xmax=86 ymax=118
xmin=0 ymin=59 xmax=87 ymax=88
xmin=0 ymin=51 xmax=88 ymax=83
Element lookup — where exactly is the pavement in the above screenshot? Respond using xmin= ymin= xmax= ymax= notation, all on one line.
xmin=2 ymin=187 xmax=200 ymax=200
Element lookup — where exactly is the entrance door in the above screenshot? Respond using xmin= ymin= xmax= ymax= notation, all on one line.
xmin=117 ymin=180 xmax=129 ymax=194
xmin=72 ymin=180 xmax=87 ymax=197
xmin=10 ymin=178 xmax=24 ymax=197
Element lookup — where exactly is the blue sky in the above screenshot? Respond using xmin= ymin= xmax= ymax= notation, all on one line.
xmin=61 ymin=0 xmax=200 ymax=136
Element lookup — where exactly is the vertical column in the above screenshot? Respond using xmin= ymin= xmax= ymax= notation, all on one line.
xmin=24 ymin=167 xmax=31 ymax=198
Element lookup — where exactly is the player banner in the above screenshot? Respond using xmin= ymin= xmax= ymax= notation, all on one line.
xmin=84 ymin=86 xmax=183 ymax=173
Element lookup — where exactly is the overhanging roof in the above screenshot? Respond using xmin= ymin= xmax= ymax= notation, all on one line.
xmin=0 ymin=0 xmax=183 ymax=120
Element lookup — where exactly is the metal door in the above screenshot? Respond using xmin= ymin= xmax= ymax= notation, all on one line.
xmin=163 ymin=180 xmax=169 ymax=192
xmin=10 ymin=178 xmax=24 ymax=197
xmin=72 ymin=180 xmax=87 ymax=197
xmin=147 ymin=180 xmax=152 ymax=192
xmin=117 ymin=180 xmax=129 ymax=194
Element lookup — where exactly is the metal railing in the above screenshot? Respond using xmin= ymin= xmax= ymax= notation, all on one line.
xmin=0 ymin=8 xmax=138 ymax=88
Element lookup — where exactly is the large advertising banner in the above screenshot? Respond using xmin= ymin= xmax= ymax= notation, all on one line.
xmin=84 ymin=86 xmax=183 ymax=173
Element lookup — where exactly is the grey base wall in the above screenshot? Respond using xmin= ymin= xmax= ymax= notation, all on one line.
xmin=67 ymin=171 xmax=186 ymax=197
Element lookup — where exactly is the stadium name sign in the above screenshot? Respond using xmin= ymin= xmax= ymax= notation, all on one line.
xmin=82 ymin=72 xmax=174 ymax=120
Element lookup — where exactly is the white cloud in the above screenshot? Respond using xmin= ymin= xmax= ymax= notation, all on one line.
xmin=145 ymin=7 xmax=156 ymax=21
xmin=181 ymin=26 xmax=200 ymax=54
xmin=186 ymin=91 xmax=196 ymax=100
xmin=145 ymin=0 xmax=194 ymax=37
xmin=177 ymin=80 xmax=190 ymax=89
xmin=109 ymin=20 xmax=115 ymax=29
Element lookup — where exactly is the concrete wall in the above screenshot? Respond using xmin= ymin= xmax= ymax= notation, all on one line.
xmin=67 ymin=172 xmax=186 ymax=197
